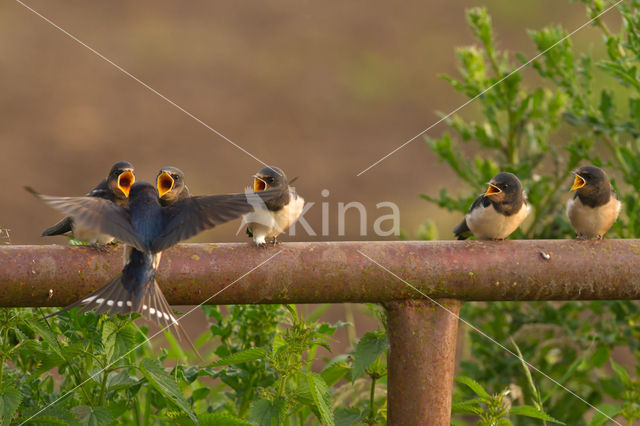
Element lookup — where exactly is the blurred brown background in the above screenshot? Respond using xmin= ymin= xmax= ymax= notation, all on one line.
xmin=1 ymin=0 xmax=594 ymax=245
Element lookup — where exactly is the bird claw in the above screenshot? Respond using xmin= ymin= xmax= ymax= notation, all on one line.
xmin=89 ymin=243 xmax=109 ymax=253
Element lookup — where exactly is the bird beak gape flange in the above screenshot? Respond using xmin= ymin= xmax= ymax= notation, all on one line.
xmin=253 ymin=176 xmax=268 ymax=192
xmin=118 ymin=170 xmax=135 ymax=197
xmin=570 ymin=172 xmax=586 ymax=191
xmin=157 ymin=172 xmax=174 ymax=198
xmin=484 ymin=182 xmax=502 ymax=196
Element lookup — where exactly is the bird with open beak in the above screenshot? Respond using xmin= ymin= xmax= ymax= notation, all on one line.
xmin=567 ymin=165 xmax=621 ymax=239
xmin=156 ymin=166 xmax=190 ymax=206
xmin=453 ymin=172 xmax=529 ymax=240
xmin=40 ymin=161 xmax=135 ymax=247
xmin=26 ymin=181 xmax=285 ymax=340
xmin=244 ymin=166 xmax=304 ymax=246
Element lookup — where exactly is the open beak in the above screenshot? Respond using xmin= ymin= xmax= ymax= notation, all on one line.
xmin=117 ymin=170 xmax=135 ymax=197
xmin=484 ymin=182 xmax=502 ymax=196
xmin=253 ymin=175 xmax=268 ymax=192
xmin=157 ymin=171 xmax=174 ymax=198
xmin=570 ymin=172 xmax=586 ymax=191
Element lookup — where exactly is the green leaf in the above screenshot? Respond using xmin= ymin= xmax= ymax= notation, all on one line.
xmin=139 ymin=358 xmax=196 ymax=423
xmin=26 ymin=319 xmax=62 ymax=356
xmin=334 ymin=407 xmax=363 ymax=426
xmin=307 ymin=372 xmax=334 ymax=426
xmin=197 ymin=412 xmax=251 ymax=426
xmin=72 ymin=406 xmax=114 ymax=426
xmin=509 ymin=405 xmax=565 ymax=424
xmin=321 ymin=360 xmax=351 ymax=387
xmin=610 ymin=359 xmax=631 ymax=387
xmin=102 ymin=319 xmax=135 ymax=364
xmin=209 ymin=347 xmax=267 ymax=367
xmin=589 ymin=404 xmax=621 ymax=426
xmin=352 ymin=331 xmax=387 ymax=382
xmin=455 ymin=376 xmax=491 ymax=400
xmin=590 ymin=346 xmax=610 ymax=368
xmin=248 ymin=398 xmax=285 ymax=426
xmin=0 ymin=387 xmax=22 ymax=421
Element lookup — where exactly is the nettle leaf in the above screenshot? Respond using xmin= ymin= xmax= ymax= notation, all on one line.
xmin=307 ymin=372 xmax=334 ymax=426
xmin=455 ymin=376 xmax=490 ymax=400
xmin=334 ymin=407 xmax=364 ymax=426
xmin=210 ymin=347 xmax=267 ymax=367
xmin=102 ymin=320 xmax=135 ymax=364
xmin=26 ymin=319 xmax=62 ymax=355
xmin=0 ymin=387 xmax=22 ymax=421
xmin=139 ymin=358 xmax=196 ymax=423
xmin=72 ymin=406 xmax=114 ymax=426
xmin=248 ymin=398 xmax=286 ymax=426
xmin=321 ymin=360 xmax=351 ymax=387
xmin=352 ymin=331 xmax=387 ymax=383
xmin=509 ymin=405 xmax=565 ymax=424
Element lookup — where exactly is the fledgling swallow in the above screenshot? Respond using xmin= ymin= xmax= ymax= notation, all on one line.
xmin=156 ymin=166 xmax=190 ymax=206
xmin=26 ymin=182 xmax=285 ymax=339
xmin=567 ymin=165 xmax=621 ymax=239
xmin=243 ymin=166 xmax=304 ymax=246
xmin=40 ymin=161 xmax=135 ymax=247
xmin=453 ymin=172 xmax=529 ymax=240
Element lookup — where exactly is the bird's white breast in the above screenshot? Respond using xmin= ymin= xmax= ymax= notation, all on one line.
xmin=566 ymin=196 xmax=621 ymax=239
xmin=247 ymin=191 xmax=305 ymax=243
xmin=466 ymin=202 xmax=529 ymax=240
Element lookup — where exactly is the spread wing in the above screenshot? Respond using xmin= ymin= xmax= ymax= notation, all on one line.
xmin=26 ymin=187 xmax=147 ymax=251
xmin=150 ymin=187 xmax=284 ymax=252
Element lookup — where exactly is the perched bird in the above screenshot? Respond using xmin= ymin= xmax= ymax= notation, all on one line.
xmin=567 ymin=165 xmax=621 ymax=239
xmin=156 ymin=166 xmax=190 ymax=206
xmin=41 ymin=161 xmax=135 ymax=247
xmin=26 ymin=182 xmax=284 ymax=337
xmin=453 ymin=172 xmax=529 ymax=240
xmin=243 ymin=166 xmax=304 ymax=246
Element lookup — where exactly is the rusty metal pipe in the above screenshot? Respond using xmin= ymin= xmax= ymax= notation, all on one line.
xmin=386 ymin=299 xmax=461 ymax=425
xmin=1 ymin=240 xmax=640 ymax=307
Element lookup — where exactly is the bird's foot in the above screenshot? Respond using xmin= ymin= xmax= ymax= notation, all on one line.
xmin=271 ymin=238 xmax=280 ymax=245
xmin=596 ymin=234 xmax=603 ymax=240
xmin=576 ymin=234 xmax=586 ymax=240
xmin=88 ymin=243 xmax=109 ymax=253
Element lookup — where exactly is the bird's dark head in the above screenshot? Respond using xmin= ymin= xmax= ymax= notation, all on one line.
xmin=107 ymin=161 xmax=135 ymax=198
xmin=253 ymin=166 xmax=287 ymax=192
xmin=484 ymin=172 xmax=523 ymax=203
xmin=156 ymin=166 xmax=186 ymax=201
xmin=571 ymin=165 xmax=609 ymax=193
xmin=129 ymin=182 xmax=158 ymax=200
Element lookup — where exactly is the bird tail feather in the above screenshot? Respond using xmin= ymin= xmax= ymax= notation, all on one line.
xmin=41 ymin=217 xmax=73 ymax=237
xmin=453 ymin=218 xmax=473 ymax=240
xmin=42 ymin=274 xmax=133 ymax=319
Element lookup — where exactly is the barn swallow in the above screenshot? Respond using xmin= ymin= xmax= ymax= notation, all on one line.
xmin=567 ymin=165 xmax=621 ymax=239
xmin=156 ymin=166 xmax=190 ymax=206
xmin=453 ymin=172 xmax=529 ymax=240
xmin=244 ymin=166 xmax=304 ymax=246
xmin=26 ymin=182 xmax=284 ymax=339
xmin=41 ymin=161 xmax=135 ymax=247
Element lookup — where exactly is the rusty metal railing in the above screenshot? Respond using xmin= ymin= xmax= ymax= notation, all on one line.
xmin=2 ymin=240 xmax=640 ymax=424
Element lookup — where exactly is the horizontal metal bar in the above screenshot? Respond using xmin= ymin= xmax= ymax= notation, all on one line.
xmin=1 ymin=240 xmax=639 ymax=307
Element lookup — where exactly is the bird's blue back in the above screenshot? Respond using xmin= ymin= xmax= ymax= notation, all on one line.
xmin=128 ymin=183 xmax=165 ymax=249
